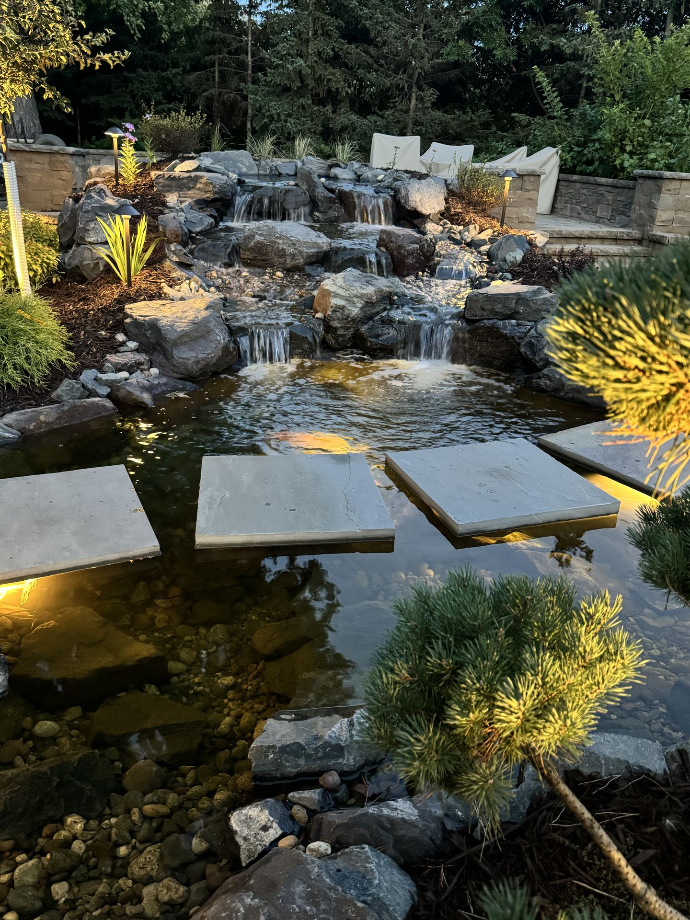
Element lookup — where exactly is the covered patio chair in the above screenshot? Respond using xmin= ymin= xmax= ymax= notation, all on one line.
xmin=420 ymin=142 xmax=474 ymax=178
xmin=483 ymin=146 xmax=528 ymax=168
xmin=370 ymin=134 xmax=422 ymax=172
xmin=514 ymin=146 xmax=560 ymax=214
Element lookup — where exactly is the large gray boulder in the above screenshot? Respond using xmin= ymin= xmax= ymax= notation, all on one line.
xmin=230 ymin=798 xmax=299 ymax=865
xmin=57 ymin=197 xmax=78 ymax=247
xmin=465 ymin=320 xmax=532 ymax=371
xmin=524 ymin=366 xmax=606 ymax=410
xmin=487 ymin=234 xmax=530 ymax=270
xmin=193 ymin=845 xmax=416 ymax=920
xmin=0 ymin=398 xmax=118 ymax=438
xmin=395 ymin=177 xmax=446 ymax=216
xmin=250 ymin=707 xmax=377 ymax=782
xmin=314 ymin=268 xmax=402 ymax=349
xmin=465 ymin=283 xmax=557 ymax=322
xmin=202 ymin=150 xmax=258 ymax=176
xmin=153 ymin=171 xmax=237 ymax=209
xmin=574 ymin=732 xmax=667 ymax=779
xmin=355 ymin=321 xmax=406 ymax=357
xmin=125 ymin=296 xmax=238 ymax=379
xmin=296 ymin=165 xmax=343 ymax=222
xmin=519 ymin=319 xmax=551 ymax=370
xmin=68 ymin=184 xmax=132 ymax=246
xmin=62 ymin=243 xmax=108 ymax=280
xmin=377 ymin=228 xmax=435 ymax=276
xmin=240 ymin=221 xmax=331 ymax=269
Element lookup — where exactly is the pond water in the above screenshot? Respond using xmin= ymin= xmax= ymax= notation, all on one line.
xmin=1 ymin=357 xmax=688 ymax=756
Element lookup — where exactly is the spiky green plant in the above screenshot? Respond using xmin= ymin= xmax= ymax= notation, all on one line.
xmin=362 ymin=569 xmax=686 ymax=920
xmin=210 ymin=124 xmax=226 ymax=152
xmin=247 ymin=132 xmax=278 ymax=162
xmin=479 ymin=881 xmax=539 ymax=920
xmin=119 ymin=141 xmax=141 ymax=186
xmin=96 ymin=215 xmax=158 ymax=285
xmin=548 ymin=243 xmax=690 ymax=496
xmin=628 ymin=486 xmax=690 ymax=607
xmin=292 ymin=133 xmax=314 ymax=159
xmin=0 ymin=290 xmax=73 ymax=388
xmin=141 ymin=134 xmax=157 ymax=168
xmin=334 ymin=136 xmax=359 ymax=163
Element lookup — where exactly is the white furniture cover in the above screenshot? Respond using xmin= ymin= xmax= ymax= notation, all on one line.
xmin=421 ymin=142 xmax=474 ymax=178
xmin=517 ymin=146 xmax=560 ymax=214
xmin=370 ymin=134 xmax=422 ymax=171
xmin=483 ymin=146 xmax=528 ymax=168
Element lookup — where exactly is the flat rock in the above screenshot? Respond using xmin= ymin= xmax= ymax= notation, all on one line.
xmin=87 ymin=690 xmax=208 ymax=765
xmin=0 ymin=464 xmax=159 ymax=584
xmin=0 ymin=398 xmax=117 ymax=437
xmin=102 ymin=352 xmax=151 ymax=374
xmin=11 ymin=607 xmax=167 ymax=709
xmin=249 ymin=707 xmax=377 ymax=783
xmin=125 ymin=296 xmax=238 ymax=379
xmin=203 ymin=150 xmax=258 ymax=176
xmin=195 ymin=453 xmax=394 ymax=548
xmin=240 ymin=221 xmax=331 ymax=269
xmin=230 ymin=798 xmax=299 ymax=865
xmin=153 ymin=171 xmax=237 ymax=208
xmin=464 ymin=283 xmax=557 ymax=322
xmin=314 ymin=268 xmax=402 ymax=349
xmin=538 ymin=422 xmax=679 ymax=495
xmin=0 ymin=750 xmax=115 ymax=838
xmin=386 ymin=438 xmax=619 ymax=537
xmin=252 ymin=616 xmax=315 ymax=659
xmin=193 ymin=845 xmax=416 ymax=920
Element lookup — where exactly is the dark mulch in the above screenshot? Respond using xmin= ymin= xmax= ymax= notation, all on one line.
xmin=441 ymin=198 xmax=516 ymax=236
xmin=512 ymin=246 xmax=596 ymax=289
xmin=99 ymin=161 xmax=173 ymax=224
xmin=409 ymin=771 xmax=690 ymax=919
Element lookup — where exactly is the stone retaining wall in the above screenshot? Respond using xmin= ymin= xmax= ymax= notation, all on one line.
xmin=631 ymin=170 xmax=690 ymax=236
xmin=552 ymin=174 xmax=636 ymax=227
xmin=7 ymin=141 xmax=107 ymax=211
xmin=487 ymin=169 xmax=542 ymax=230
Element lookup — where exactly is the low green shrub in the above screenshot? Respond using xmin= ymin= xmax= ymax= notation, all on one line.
xmin=139 ymin=109 xmax=206 ymax=159
xmin=628 ymin=486 xmax=690 ymax=608
xmin=0 ymin=290 xmax=73 ymax=389
xmin=0 ymin=210 xmax=59 ymax=289
xmin=453 ymin=164 xmax=504 ymax=212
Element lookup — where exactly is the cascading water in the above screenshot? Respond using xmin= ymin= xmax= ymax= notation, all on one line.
xmin=232 ymin=187 xmax=309 ymax=223
xmin=351 ymin=190 xmax=394 ymax=226
xmin=400 ymin=323 xmax=453 ymax=362
xmin=238 ymin=327 xmax=290 ymax=364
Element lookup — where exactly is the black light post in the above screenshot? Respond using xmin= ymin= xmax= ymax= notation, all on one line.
xmin=500 ymin=169 xmax=518 ymax=227
xmin=114 ymin=202 xmax=140 ymax=287
xmin=104 ymin=126 xmax=125 ymax=186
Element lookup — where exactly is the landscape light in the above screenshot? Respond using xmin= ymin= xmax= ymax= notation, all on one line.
xmin=114 ymin=202 xmax=140 ymax=287
xmin=499 ymin=169 xmax=518 ymax=227
xmin=104 ymin=126 xmax=125 ymax=186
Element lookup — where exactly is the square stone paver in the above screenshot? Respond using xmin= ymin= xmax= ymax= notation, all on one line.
xmin=538 ymin=422 xmax=680 ymax=495
xmin=196 ymin=453 xmax=395 ymax=548
xmin=0 ymin=465 xmax=160 ymax=583
xmin=386 ymin=438 xmax=619 ymax=537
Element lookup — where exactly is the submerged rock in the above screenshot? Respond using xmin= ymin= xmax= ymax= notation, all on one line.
xmin=314 ymin=268 xmax=402 ymax=349
xmin=524 ymin=366 xmax=606 ymax=410
xmin=0 ymin=398 xmax=118 ymax=438
xmin=240 ymin=221 xmax=331 ymax=269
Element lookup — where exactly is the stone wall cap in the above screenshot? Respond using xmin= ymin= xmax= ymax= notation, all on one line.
xmin=484 ymin=166 xmax=545 ymax=176
xmin=558 ymin=173 xmax=636 ymax=188
xmin=8 ymin=140 xmax=105 ymax=157
xmin=634 ymin=169 xmax=690 ymax=179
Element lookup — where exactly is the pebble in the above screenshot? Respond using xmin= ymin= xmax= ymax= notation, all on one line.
xmin=32 ymin=720 xmax=60 ymax=738
xmin=277 ymin=835 xmax=299 ymax=849
xmin=290 ymin=805 xmax=309 ymax=826
xmin=51 ymin=881 xmax=70 ymax=901
xmin=319 ymin=770 xmax=341 ymax=791
xmin=142 ymin=804 xmax=170 ymax=818
xmin=305 ymin=841 xmax=332 ymax=858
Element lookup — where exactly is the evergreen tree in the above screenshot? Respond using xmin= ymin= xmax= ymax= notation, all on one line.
xmin=362 ymin=568 xmax=685 ymax=920
xmin=628 ymin=486 xmax=690 ymax=608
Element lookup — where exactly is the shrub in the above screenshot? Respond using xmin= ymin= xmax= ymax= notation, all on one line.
xmin=0 ymin=290 xmax=73 ymax=388
xmin=0 ymin=210 xmax=59 ymax=289
xmin=96 ymin=215 xmax=158 ymax=285
xmin=453 ymin=164 xmax=504 ymax=212
xmin=291 ymin=134 xmax=314 ymax=159
xmin=548 ymin=243 xmax=690 ymax=495
xmin=333 ymin=136 xmax=360 ymax=163
xmin=628 ymin=486 xmax=690 ymax=608
xmin=247 ymin=132 xmax=279 ymax=161
xmin=139 ymin=109 xmax=206 ymax=159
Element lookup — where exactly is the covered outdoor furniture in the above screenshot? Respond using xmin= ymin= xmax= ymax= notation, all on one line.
xmin=420 ymin=143 xmax=474 ymax=178
xmin=483 ymin=146 xmax=528 ymax=168
xmin=370 ymin=134 xmax=422 ymax=172
xmin=514 ymin=146 xmax=560 ymax=214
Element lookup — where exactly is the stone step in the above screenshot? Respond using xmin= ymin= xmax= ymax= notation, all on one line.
xmin=545 ymin=242 xmax=652 ymax=262
xmin=544 ymin=225 xmax=643 ymax=242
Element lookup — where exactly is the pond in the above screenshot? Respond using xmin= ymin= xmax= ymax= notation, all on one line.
xmin=1 ymin=356 xmax=687 ymax=762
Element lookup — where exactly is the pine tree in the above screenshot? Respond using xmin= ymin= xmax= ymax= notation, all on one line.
xmin=628 ymin=486 xmax=690 ymax=608
xmin=362 ymin=568 xmax=686 ymax=920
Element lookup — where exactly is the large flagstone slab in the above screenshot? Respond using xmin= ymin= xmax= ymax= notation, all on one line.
xmin=0 ymin=465 xmax=160 ymax=582
xmin=386 ymin=438 xmax=619 ymax=537
xmin=195 ymin=453 xmax=394 ymax=548
xmin=538 ymin=422 xmax=679 ymax=495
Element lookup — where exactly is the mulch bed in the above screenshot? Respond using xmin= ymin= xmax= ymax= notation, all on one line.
xmin=441 ymin=198 xmax=516 ymax=236
xmin=512 ymin=246 xmax=596 ymax=289
xmin=409 ymin=771 xmax=690 ymax=919
xmin=98 ymin=162 xmax=172 ymax=226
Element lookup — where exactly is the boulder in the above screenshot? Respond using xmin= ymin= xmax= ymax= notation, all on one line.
xmin=102 ymin=352 xmax=151 ymax=374
xmin=0 ymin=421 xmax=22 ymax=445
xmin=252 ymin=617 xmax=315 ymax=659
xmin=230 ymin=798 xmax=299 ymax=865
xmin=87 ymin=690 xmax=208 ymax=765
xmin=193 ymin=845 xmax=416 ymax=920
xmin=158 ymin=212 xmax=189 ymax=246
xmin=465 ymin=320 xmax=532 ymax=371
xmin=487 ymin=234 xmax=530 ymax=270
xmin=302 ymin=155 xmax=330 ymax=177
xmin=62 ymin=243 xmax=108 ymax=280
xmin=193 ymin=239 xmax=239 ymax=266
xmin=0 ymin=750 xmax=115 ymax=838
xmin=51 ymin=378 xmax=89 ymax=402
xmin=395 ymin=177 xmax=446 ymax=216
xmin=573 ymin=732 xmax=667 ymax=779
xmin=183 ymin=208 xmax=216 ymax=234
xmin=325 ymin=240 xmax=392 ymax=276
xmin=524 ymin=367 xmax=606 ymax=410
xmin=57 ymin=197 xmax=78 ymax=247
xmin=240 ymin=221 xmax=331 ymax=269
xmin=0 ymin=398 xmax=118 ymax=438
xmin=355 ymin=321 xmax=405 ymax=357
xmin=296 ymin=165 xmax=343 ymax=222
xmin=289 ymin=318 xmax=323 ymax=357
xmin=330 ymin=166 xmax=358 ymax=182
xmin=314 ymin=269 xmax=402 ymax=349
xmin=125 ymin=296 xmax=238 ymax=379
xmin=11 ymin=606 xmax=167 ymax=709
xmin=202 ymin=150 xmax=258 ymax=176
xmin=377 ymin=228 xmax=434 ymax=276
xmin=249 ymin=707 xmax=377 ymax=783
xmin=519 ymin=319 xmax=551 ymax=371
xmin=464 ymin=283 xmax=557 ymax=322
xmin=153 ymin=172 xmax=238 ymax=209
xmin=68 ymin=184 xmax=132 ymax=246
xmin=107 ymin=378 xmax=155 ymax=408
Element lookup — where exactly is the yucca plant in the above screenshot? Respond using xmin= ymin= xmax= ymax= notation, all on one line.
xmin=334 ymin=136 xmax=359 ymax=163
xmin=362 ymin=568 xmax=686 ymax=920
xmin=292 ymin=133 xmax=314 ymax=159
xmin=479 ymin=881 xmax=539 ymax=920
xmin=210 ymin=124 xmax=226 ymax=152
xmin=96 ymin=214 xmax=158 ymax=285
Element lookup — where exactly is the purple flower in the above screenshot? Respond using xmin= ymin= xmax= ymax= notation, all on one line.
xmin=123 ymin=133 xmax=137 ymax=143
xmin=123 ymin=122 xmax=135 ymax=132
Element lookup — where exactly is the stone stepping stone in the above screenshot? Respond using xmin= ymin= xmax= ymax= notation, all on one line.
xmin=386 ymin=438 xmax=619 ymax=537
xmin=538 ymin=421 xmax=679 ymax=496
xmin=195 ymin=453 xmax=394 ymax=548
xmin=0 ymin=465 xmax=160 ymax=582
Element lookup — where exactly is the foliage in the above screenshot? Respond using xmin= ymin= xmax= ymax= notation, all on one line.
xmin=479 ymin=881 xmax=539 ymax=920
xmin=0 ymin=210 xmax=59 ymax=288
xmin=628 ymin=487 xmax=690 ymax=608
xmin=139 ymin=108 xmax=205 ymax=159
xmin=119 ymin=122 xmax=141 ymax=184
xmin=291 ymin=133 xmax=315 ymax=159
xmin=333 ymin=136 xmax=359 ymax=163
xmin=247 ymin=132 xmax=278 ymax=161
xmin=0 ymin=290 xmax=73 ymax=388
xmin=453 ymin=165 xmax=504 ymax=212
xmin=362 ymin=567 xmax=642 ymax=834
xmin=209 ymin=124 xmax=226 ymax=151
xmin=547 ymin=243 xmax=690 ymax=495
xmin=141 ymin=133 xmax=157 ymax=167
xmin=0 ymin=0 xmax=128 ymax=129
xmin=96 ymin=214 xmax=158 ymax=284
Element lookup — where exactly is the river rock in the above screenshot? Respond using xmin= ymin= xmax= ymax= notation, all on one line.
xmin=314 ymin=269 xmax=402 ymax=349
xmin=0 ymin=398 xmax=118 ymax=439
xmin=123 ymin=759 xmax=168 ymax=794
xmin=249 ymin=707 xmax=377 ymax=782
xmin=153 ymin=172 xmax=237 ymax=209
xmin=102 ymin=353 xmax=151 ymax=374
xmin=107 ymin=378 xmax=155 ymax=408
xmin=465 ymin=320 xmax=532 ymax=371
xmin=524 ymin=366 xmax=606 ymax=409
xmin=51 ymin=378 xmax=89 ymax=402
xmin=355 ymin=321 xmax=405 ymax=357
xmin=87 ymin=690 xmax=208 ymax=765
xmin=10 ymin=606 xmax=166 ymax=709
xmin=182 ymin=207 xmax=216 ymax=234
xmin=573 ymin=732 xmax=667 ymax=779
xmin=230 ymin=798 xmax=299 ymax=865
xmin=296 ymin=165 xmax=343 ymax=222
xmin=287 ymin=788 xmax=332 ymax=813
xmin=377 ymin=228 xmax=435 ymax=276
xmin=395 ymin=176 xmax=446 ymax=216
xmin=289 ymin=318 xmax=323 ymax=357
xmin=252 ymin=617 xmax=314 ymax=659
xmin=57 ymin=197 xmax=78 ymax=247
xmin=158 ymin=212 xmax=189 ymax=246
xmin=193 ymin=845 xmax=417 ymax=920
xmin=464 ymin=283 xmax=557 ymax=322
xmin=240 ymin=221 xmax=331 ymax=269
xmin=262 ymin=640 xmax=317 ymax=698
xmin=487 ymin=234 xmax=530 ymax=270
xmin=193 ymin=239 xmax=239 ymax=266
xmin=128 ymin=844 xmax=167 ymax=884
xmin=125 ymin=296 xmax=238 ymax=379
xmin=62 ymin=242 xmax=109 ymax=280
xmin=0 ymin=750 xmax=115 ymax=838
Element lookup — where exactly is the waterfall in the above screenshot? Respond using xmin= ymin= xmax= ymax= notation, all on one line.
xmin=232 ymin=187 xmax=308 ymax=223
xmin=352 ymin=191 xmax=393 ymax=226
xmin=238 ymin=327 xmax=290 ymax=364
xmin=233 ymin=190 xmax=253 ymax=224
xmin=400 ymin=323 xmax=453 ymax=362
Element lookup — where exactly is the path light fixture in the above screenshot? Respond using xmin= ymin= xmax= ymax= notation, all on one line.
xmin=499 ymin=168 xmax=518 ymax=228
xmin=105 ymin=126 xmax=125 ymax=185
xmin=114 ymin=202 xmax=140 ymax=287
